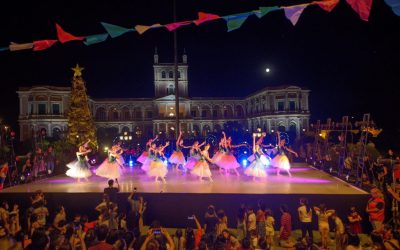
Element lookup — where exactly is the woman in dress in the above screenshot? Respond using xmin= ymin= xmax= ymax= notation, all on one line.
xmin=271 ymin=131 xmax=298 ymax=177
xmin=114 ymin=141 xmax=126 ymax=167
xmin=191 ymin=144 xmax=213 ymax=182
xmin=96 ymin=146 xmax=123 ymax=180
xmin=212 ymin=138 xmax=225 ymax=173
xmin=244 ymin=134 xmax=268 ymax=181
xmin=247 ymin=132 xmax=266 ymax=163
xmin=168 ymin=131 xmax=187 ymax=172
xmin=147 ymin=141 xmax=170 ymax=183
xmin=66 ymin=140 xmax=92 ymax=182
xmin=137 ymin=135 xmax=158 ymax=165
xmin=314 ymin=204 xmax=335 ymax=250
xmin=223 ymin=135 xmax=247 ymax=176
xmin=185 ymin=141 xmax=205 ymax=171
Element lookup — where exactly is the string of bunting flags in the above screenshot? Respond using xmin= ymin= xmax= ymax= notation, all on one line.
xmin=0 ymin=0 xmax=398 ymax=53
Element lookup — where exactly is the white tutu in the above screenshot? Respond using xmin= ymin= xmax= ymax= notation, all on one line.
xmin=141 ymin=158 xmax=152 ymax=172
xmin=168 ymin=151 xmax=186 ymax=165
xmin=185 ymin=156 xmax=199 ymax=170
xmin=244 ymin=158 xmax=267 ymax=178
xmin=271 ymin=154 xmax=291 ymax=170
xmin=96 ymin=159 xmax=123 ymax=179
xmin=191 ymin=160 xmax=212 ymax=178
xmin=66 ymin=159 xmax=92 ymax=178
xmin=147 ymin=159 xmax=168 ymax=177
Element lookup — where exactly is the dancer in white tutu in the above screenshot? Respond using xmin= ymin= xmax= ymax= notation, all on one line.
xmin=191 ymin=144 xmax=214 ymax=182
xmin=66 ymin=140 xmax=92 ymax=182
xmin=185 ymin=141 xmax=205 ymax=170
xmin=147 ymin=141 xmax=170 ymax=183
xmin=245 ymin=134 xmax=269 ymax=181
xmin=271 ymin=131 xmax=298 ymax=177
xmin=137 ymin=135 xmax=158 ymax=165
xmin=247 ymin=132 xmax=266 ymax=163
xmin=212 ymin=139 xmax=225 ymax=173
xmin=96 ymin=145 xmax=124 ymax=179
xmin=114 ymin=141 xmax=126 ymax=167
xmin=168 ymin=131 xmax=187 ymax=172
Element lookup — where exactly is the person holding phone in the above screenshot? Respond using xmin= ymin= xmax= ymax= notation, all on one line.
xmin=140 ymin=228 xmax=175 ymax=250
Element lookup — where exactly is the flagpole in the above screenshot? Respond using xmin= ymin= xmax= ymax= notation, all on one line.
xmin=173 ymin=0 xmax=180 ymax=140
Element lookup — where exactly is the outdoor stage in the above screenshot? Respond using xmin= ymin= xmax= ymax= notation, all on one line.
xmin=1 ymin=163 xmax=370 ymax=229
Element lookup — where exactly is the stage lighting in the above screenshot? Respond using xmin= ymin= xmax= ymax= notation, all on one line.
xmin=129 ymin=160 xmax=133 ymax=167
xmin=244 ymin=151 xmax=247 ymax=154
xmin=242 ymin=159 xmax=248 ymax=167
xmin=20 ymin=175 xmax=25 ymax=181
xmin=163 ymin=160 xmax=168 ymax=165
xmin=47 ymin=169 xmax=53 ymax=175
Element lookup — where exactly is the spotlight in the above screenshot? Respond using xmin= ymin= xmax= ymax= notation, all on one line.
xmin=47 ymin=169 xmax=53 ymax=175
xmin=163 ymin=160 xmax=168 ymax=165
xmin=242 ymin=159 xmax=248 ymax=167
xmin=244 ymin=151 xmax=247 ymax=154
xmin=20 ymin=175 xmax=25 ymax=181
xmin=129 ymin=160 xmax=133 ymax=167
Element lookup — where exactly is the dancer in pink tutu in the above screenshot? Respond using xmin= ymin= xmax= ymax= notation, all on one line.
xmin=168 ymin=131 xmax=188 ymax=172
xmin=114 ymin=141 xmax=126 ymax=167
xmin=191 ymin=144 xmax=214 ymax=182
xmin=245 ymin=134 xmax=269 ymax=181
xmin=215 ymin=132 xmax=244 ymax=176
xmin=212 ymin=139 xmax=225 ymax=173
xmin=271 ymin=132 xmax=298 ymax=177
xmin=96 ymin=145 xmax=124 ymax=180
xmin=137 ymin=135 xmax=158 ymax=165
xmin=147 ymin=141 xmax=170 ymax=183
xmin=66 ymin=140 xmax=92 ymax=182
xmin=185 ymin=141 xmax=205 ymax=171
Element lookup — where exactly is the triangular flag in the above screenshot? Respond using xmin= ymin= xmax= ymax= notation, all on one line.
xmin=283 ymin=5 xmax=307 ymax=26
xmin=346 ymin=0 xmax=373 ymax=21
xmin=33 ymin=40 xmax=58 ymax=51
xmin=0 ymin=47 xmax=9 ymax=52
xmin=312 ymin=0 xmax=340 ymax=12
xmin=384 ymin=0 xmax=400 ymax=16
xmin=84 ymin=33 xmax=109 ymax=45
xmin=101 ymin=22 xmax=134 ymax=38
xmin=56 ymin=23 xmax=84 ymax=43
xmin=9 ymin=42 xmax=34 ymax=51
xmin=135 ymin=24 xmax=162 ymax=35
xmin=255 ymin=6 xmax=280 ymax=18
xmin=223 ymin=12 xmax=253 ymax=32
xmin=165 ymin=21 xmax=192 ymax=31
xmin=193 ymin=12 xmax=221 ymax=25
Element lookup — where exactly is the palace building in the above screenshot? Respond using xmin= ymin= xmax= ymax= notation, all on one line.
xmin=17 ymin=52 xmax=310 ymax=142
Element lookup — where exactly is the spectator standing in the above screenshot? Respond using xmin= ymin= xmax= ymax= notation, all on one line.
xmin=366 ymin=188 xmax=385 ymax=231
xmin=203 ymin=205 xmax=218 ymax=245
xmin=246 ymin=206 xmax=256 ymax=236
xmin=256 ymin=200 xmax=266 ymax=240
xmin=298 ymin=198 xmax=313 ymax=243
xmin=314 ymin=204 xmax=335 ymax=250
xmin=104 ymin=179 xmax=120 ymax=203
xmin=265 ymin=209 xmax=275 ymax=249
xmin=332 ymin=213 xmax=345 ymax=250
xmin=347 ymin=206 xmax=362 ymax=234
xmin=45 ymin=145 xmax=56 ymax=175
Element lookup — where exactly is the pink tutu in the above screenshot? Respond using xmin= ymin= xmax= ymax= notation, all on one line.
xmin=185 ymin=156 xmax=199 ymax=170
xmin=116 ymin=156 xmax=125 ymax=166
xmin=137 ymin=151 xmax=148 ymax=164
xmin=168 ymin=151 xmax=186 ymax=165
xmin=211 ymin=151 xmax=223 ymax=164
xmin=96 ymin=160 xmax=123 ymax=179
xmin=247 ymin=154 xmax=255 ymax=162
xmin=147 ymin=160 xmax=168 ymax=177
xmin=191 ymin=160 xmax=212 ymax=177
xmin=141 ymin=158 xmax=152 ymax=172
xmin=244 ymin=160 xmax=267 ymax=178
xmin=216 ymin=153 xmax=240 ymax=169
xmin=271 ymin=154 xmax=290 ymax=170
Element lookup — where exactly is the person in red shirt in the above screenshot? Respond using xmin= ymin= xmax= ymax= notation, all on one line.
xmin=0 ymin=162 xmax=9 ymax=190
xmin=366 ymin=188 xmax=385 ymax=231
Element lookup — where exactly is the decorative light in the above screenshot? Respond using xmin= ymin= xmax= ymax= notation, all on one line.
xmin=242 ymin=159 xmax=248 ymax=167
xmin=104 ymin=146 xmax=109 ymax=152
xmin=271 ymin=129 xmax=274 ymax=133
xmin=302 ymin=128 xmax=306 ymax=132
xmin=169 ymin=112 xmax=174 ymax=117
xmin=170 ymin=127 xmax=175 ymax=131
xmin=124 ymin=136 xmax=128 ymax=140
xmin=129 ymin=160 xmax=134 ymax=167
xmin=128 ymin=136 xmax=132 ymax=140
xmin=119 ymin=136 xmax=124 ymax=140
xmin=124 ymin=132 xmax=128 ymax=135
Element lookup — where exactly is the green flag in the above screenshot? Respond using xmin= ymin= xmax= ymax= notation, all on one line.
xmin=84 ymin=33 xmax=109 ymax=45
xmin=101 ymin=22 xmax=134 ymax=38
xmin=256 ymin=6 xmax=280 ymax=18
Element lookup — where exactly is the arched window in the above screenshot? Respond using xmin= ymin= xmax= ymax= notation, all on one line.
xmin=95 ymin=108 xmax=106 ymax=121
xmin=167 ymin=84 xmax=175 ymax=95
xmin=161 ymin=71 xmax=166 ymax=78
xmin=168 ymin=71 xmax=173 ymax=78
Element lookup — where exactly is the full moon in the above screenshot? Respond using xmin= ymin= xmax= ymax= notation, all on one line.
xmin=265 ymin=68 xmax=270 ymax=73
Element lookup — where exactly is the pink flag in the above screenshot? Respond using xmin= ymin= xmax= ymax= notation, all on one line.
xmin=283 ymin=5 xmax=307 ymax=26
xmin=312 ymin=0 xmax=340 ymax=12
xmin=56 ymin=23 xmax=84 ymax=43
xmin=33 ymin=40 xmax=58 ymax=51
xmin=194 ymin=12 xmax=221 ymax=25
xmin=346 ymin=0 xmax=372 ymax=21
xmin=165 ymin=21 xmax=192 ymax=31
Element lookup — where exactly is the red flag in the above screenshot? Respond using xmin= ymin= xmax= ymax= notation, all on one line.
xmin=33 ymin=40 xmax=58 ymax=51
xmin=165 ymin=21 xmax=192 ymax=31
xmin=346 ymin=0 xmax=372 ymax=21
xmin=56 ymin=23 xmax=84 ymax=43
xmin=194 ymin=12 xmax=221 ymax=25
xmin=313 ymin=0 xmax=340 ymax=12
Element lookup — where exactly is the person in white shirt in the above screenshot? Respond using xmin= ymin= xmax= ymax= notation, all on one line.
xmin=332 ymin=213 xmax=345 ymax=250
xmin=247 ymin=206 xmax=256 ymax=234
xmin=297 ymin=198 xmax=313 ymax=243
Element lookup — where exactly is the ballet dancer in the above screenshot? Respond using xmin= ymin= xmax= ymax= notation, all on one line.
xmin=271 ymin=132 xmax=298 ymax=177
xmin=191 ymin=144 xmax=214 ymax=182
xmin=66 ymin=140 xmax=92 ymax=182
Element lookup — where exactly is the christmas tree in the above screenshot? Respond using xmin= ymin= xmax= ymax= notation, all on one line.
xmin=66 ymin=64 xmax=98 ymax=149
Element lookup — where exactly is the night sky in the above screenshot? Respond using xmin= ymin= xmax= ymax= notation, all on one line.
xmin=0 ymin=0 xmax=399 ymax=148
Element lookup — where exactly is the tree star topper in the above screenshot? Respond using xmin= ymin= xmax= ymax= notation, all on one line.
xmin=71 ymin=64 xmax=84 ymax=77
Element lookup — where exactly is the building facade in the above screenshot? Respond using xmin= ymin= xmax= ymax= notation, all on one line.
xmin=17 ymin=52 xmax=310 ymax=142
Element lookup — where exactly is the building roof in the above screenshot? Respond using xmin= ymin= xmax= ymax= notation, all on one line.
xmin=18 ymin=86 xmax=71 ymax=92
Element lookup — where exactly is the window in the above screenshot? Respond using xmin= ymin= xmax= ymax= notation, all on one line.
xmin=277 ymin=102 xmax=284 ymax=111
xmin=168 ymin=71 xmax=173 ymax=78
xmin=112 ymin=111 xmax=119 ymax=120
xmin=52 ymin=104 xmax=60 ymax=115
xmin=135 ymin=112 xmax=142 ymax=118
xmin=289 ymin=101 xmax=296 ymax=111
xmin=213 ymin=110 xmax=218 ymax=118
xmin=147 ymin=111 xmax=153 ymax=118
xmin=191 ymin=110 xmax=196 ymax=117
xmin=177 ymin=71 xmax=181 ymax=78
xmin=167 ymin=84 xmax=175 ymax=95
xmin=38 ymin=104 xmax=46 ymax=115
xmin=161 ymin=71 xmax=166 ymax=78
xmin=224 ymin=110 xmax=228 ymax=118
xmin=202 ymin=110 xmax=207 ymax=118
xmin=29 ymin=104 xmax=34 ymax=114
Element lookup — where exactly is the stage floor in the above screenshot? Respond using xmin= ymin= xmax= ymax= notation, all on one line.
xmin=2 ymin=163 xmax=367 ymax=195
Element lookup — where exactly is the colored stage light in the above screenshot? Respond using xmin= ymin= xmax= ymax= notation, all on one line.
xmin=129 ymin=160 xmax=133 ymax=167
xmin=242 ymin=159 xmax=248 ymax=167
xmin=164 ymin=160 xmax=168 ymax=165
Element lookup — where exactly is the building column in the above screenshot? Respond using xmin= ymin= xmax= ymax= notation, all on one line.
xmin=296 ymin=118 xmax=301 ymax=138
